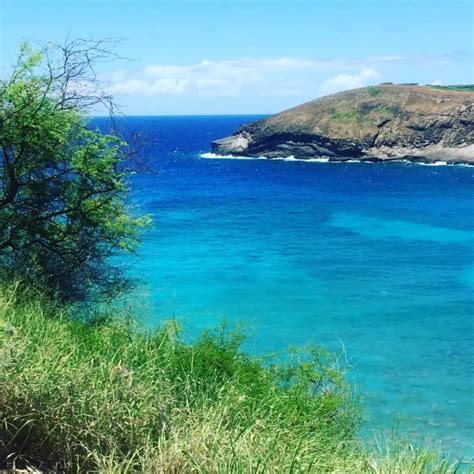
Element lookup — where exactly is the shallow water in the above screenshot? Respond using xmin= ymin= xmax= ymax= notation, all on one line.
xmin=95 ymin=116 xmax=474 ymax=457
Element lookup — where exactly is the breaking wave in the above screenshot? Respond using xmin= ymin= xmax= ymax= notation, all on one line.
xmin=199 ymin=153 xmax=472 ymax=167
xmin=200 ymin=153 xmax=330 ymax=163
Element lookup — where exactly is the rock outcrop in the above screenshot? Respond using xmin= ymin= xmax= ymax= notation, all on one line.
xmin=212 ymin=85 xmax=474 ymax=163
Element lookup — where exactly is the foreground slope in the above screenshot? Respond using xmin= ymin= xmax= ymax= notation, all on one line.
xmin=0 ymin=287 xmax=463 ymax=472
xmin=212 ymin=85 xmax=474 ymax=163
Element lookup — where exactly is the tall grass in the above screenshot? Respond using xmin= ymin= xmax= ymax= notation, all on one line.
xmin=0 ymin=285 xmax=463 ymax=472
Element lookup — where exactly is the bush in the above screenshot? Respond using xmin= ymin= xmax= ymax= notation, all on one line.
xmin=332 ymin=107 xmax=362 ymax=121
xmin=0 ymin=285 xmax=461 ymax=472
xmin=427 ymin=84 xmax=474 ymax=92
xmin=0 ymin=41 xmax=149 ymax=302
xmin=367 ymin=86 xmax=381 ymax=96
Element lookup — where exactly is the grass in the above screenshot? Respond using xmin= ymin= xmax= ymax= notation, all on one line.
xmin=366 ymin=86 xmax=381 ymax=97
xmin=0 ymin=284 xmax=466 ymax=472
xmin=331 ymin=107 xmax=362 ymax=122
xmin=427 ymin=84 xmax=474 ymax=92
xmin=370 ymin=105 xmax=398 ymax=119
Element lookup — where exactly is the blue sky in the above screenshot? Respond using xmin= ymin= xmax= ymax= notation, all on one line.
xmin=1 ymin=0 xmax=473 ymax=114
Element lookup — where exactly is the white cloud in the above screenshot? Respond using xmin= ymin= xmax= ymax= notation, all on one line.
xmin=109 ymin=79 xmax=149 ymax=94
xmin=143 ymin=57 xmax=342 ymax=81
xmin=108 ymin=56 xmax=397 ymax=98
xmin=110 ymin=59 xmax=261 ymax=97
xmin=109 ymin=78 xmax=190 ymax=95
xmin=109 ymin=69 xmax=127 ymax=82
xmin=148 ymin=78 xmax=190 ymax=95
xmin=432 ymin=79 xmax=443 ymax=85
xmin=98 ymin=51 xmax=468 ymax=111
xmin=261 ymin=79 xmax=317 ymax=97
xmin=319 ymin=69 xmax=382 ymax=95
xmin=140 ymin=57 xmax=324 ymax=97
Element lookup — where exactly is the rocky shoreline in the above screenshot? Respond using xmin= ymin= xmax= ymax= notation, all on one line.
xmin=212 ymin=85 xmax=474 ymax=165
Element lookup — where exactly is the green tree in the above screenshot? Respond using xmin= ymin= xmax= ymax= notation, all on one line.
xmin=0 ymin=40 xmax=149 ymax=302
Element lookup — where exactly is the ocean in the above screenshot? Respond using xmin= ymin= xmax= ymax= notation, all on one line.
xmin=95 ymin=115 xmax=474 ymax=457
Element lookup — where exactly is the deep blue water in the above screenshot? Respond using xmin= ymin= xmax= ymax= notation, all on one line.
xmin=96 ymin=116 xmax=474 ymax=457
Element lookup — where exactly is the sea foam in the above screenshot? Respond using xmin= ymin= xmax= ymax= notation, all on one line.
xmin=199 ymin=153 xmax=331 ymax=163
xmin=200 ymin=153 xmax=472 ymax=167
xmin=200 ymin=152 xmax=268 ymax=160
xmin=418 ymin=161 xmax=449 ymax=166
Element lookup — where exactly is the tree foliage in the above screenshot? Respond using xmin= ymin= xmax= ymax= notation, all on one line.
xmin=0 ymin=40 xmax=149 ymax=302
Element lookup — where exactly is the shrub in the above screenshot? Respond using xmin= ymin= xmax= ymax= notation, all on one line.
xmin=0 ymin=285 xmax=360 ymax=471
xmin=367 ymin=86 xmax=382 ymax=96
xmin=332 ymin=107 xmax=362 ymax=121
xmin=0 ymin=41 xmax=149 ymax=302
xmin=0 ymin=285 xmax=461 ymax=472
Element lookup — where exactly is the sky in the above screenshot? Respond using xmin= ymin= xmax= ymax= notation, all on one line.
xmin=0 ymin=0 xmax=473 ymax=115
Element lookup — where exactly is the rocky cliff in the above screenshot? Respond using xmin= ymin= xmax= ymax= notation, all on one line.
xmin=212 ymin=85 xmax=474 ymax=163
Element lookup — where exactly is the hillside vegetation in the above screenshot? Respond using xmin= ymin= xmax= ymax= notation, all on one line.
xmin=0 ymin=285 xmax=462 ymax=473
xmin=212 ymin=84 xmax=474 ymax=163
xmin=428 ymin=84 xmax=474 ymax=92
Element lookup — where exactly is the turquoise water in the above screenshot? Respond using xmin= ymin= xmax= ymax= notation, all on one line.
xmin=101 ymin=116 xmax=474 ymax=456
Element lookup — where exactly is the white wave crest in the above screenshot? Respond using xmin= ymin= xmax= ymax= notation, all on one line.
xmin=306 ymin=157 xmax=330 ymax=163
xmin=200 ymin=153 xmax=333 ymax=163
xmin=200 ymin=153 xmax=471 ymax=167
xmin=418 ymin=161 xmax=449 ymax=167
xmin=200 ymin=152 xmax=236 ymax=159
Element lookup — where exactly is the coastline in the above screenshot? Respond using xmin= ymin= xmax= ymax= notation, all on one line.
xmin=200 ymin=148 xmax=474 ymax=166
xmin=211 ymin=85 xmax=474 ymax=167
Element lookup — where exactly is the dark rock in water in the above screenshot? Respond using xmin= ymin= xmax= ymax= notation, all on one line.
xmin=212 ymin=85 xmax=474 ymax=164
